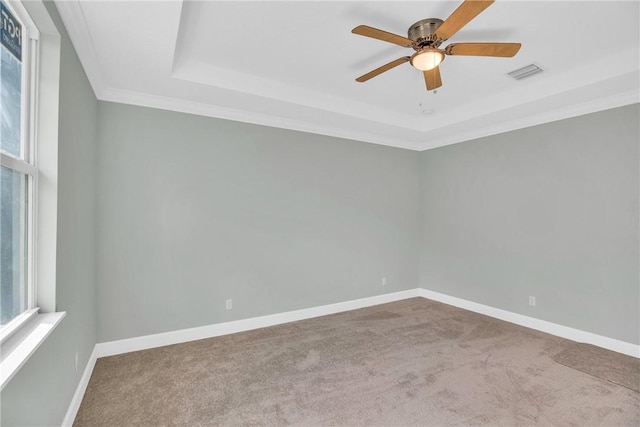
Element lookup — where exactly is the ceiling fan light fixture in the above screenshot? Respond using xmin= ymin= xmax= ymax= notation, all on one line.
xmin=410 ymin=49 xmax=444 ymax=71
xmin=352 ymin=0 xmax=521 ymax=90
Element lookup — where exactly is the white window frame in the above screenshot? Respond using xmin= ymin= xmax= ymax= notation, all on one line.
xmin=0 ymin=0 xmax=40 ymax=340
xmin=0 ymin=0 xmax=64 ymax=391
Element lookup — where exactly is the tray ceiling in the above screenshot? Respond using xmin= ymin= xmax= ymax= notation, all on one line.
xmin=55 ymin=1 xmax=640 ymax=150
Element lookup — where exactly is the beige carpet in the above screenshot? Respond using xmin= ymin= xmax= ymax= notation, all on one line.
xmin=75 ymin=298 xmax=640 ymax=426
xmin=553 ymin=342 xmax=640 ymax=393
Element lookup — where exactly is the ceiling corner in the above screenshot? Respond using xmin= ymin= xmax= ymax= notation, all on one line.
xmin=53 ymin=0 xmax=106 ymax=98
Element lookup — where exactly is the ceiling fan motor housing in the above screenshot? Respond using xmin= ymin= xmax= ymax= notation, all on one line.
xmin=408 ymin=18 xmax=444 ymax=47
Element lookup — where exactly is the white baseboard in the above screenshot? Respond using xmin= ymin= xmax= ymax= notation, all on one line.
xmin=418 ymin=289 xmax=640 ymax=358
xmin=65 ymin=287 xmax=639 ymax=426
xmin=62 ymin=346 xmax=97 ymax=427
xmin=95 ymin=289 xmax=423 ymax=358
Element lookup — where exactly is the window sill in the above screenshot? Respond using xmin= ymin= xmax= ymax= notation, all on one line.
xmin=0 ymin=311 xmax=66 ymax=391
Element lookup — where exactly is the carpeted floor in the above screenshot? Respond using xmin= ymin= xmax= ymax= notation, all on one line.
xmin=74 ymin=298 xmax=640 ymax=426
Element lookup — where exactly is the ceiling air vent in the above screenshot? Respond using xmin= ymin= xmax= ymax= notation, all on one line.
xmin=508 ymin=64 xmax=543 ymax=80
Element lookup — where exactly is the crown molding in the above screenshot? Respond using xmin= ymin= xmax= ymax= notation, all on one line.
xmin=54 ymin=0 xmax=640 ymax=151
xmin=100 ymin=84 xmax=639 ymax=152
xmin=416 ymin=88 xmax=640 ymax=150
xmin=54 ymin=0 xmax=106 ymax=97
xmin=99 ymin=87 xmax=422 ymax=150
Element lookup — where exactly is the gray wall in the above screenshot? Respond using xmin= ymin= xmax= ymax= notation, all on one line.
xmin=96 ymin=103 xmax=421 ymax=342
xmin=1 ymin=4 xmax=637 ymax=422
xmin=419 ymin=104 xmax=640 ymax=345
xmin=0 ymin=2 xmax=98 ymax=426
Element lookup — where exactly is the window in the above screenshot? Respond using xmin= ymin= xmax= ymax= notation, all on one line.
xmin=0 ymin=0 xmax=39 ymax=331
xmin=0 ymin=0 xmax=62 ymax=390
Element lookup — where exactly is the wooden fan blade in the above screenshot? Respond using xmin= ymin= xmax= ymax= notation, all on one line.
xmin=352 ymin=25 xmax=415 ymax=48
xmin=435 ymin=0 xmax=494 ymax=42
xmin=423 ymin=66 xmax=442 ymax=91
xmin=445 ymin=42 xmax=521 ymax=57
xmin=356 ymin=57 xmax=411 ymax=82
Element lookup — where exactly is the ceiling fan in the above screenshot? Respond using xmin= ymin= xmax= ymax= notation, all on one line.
xmin=351 ymin=0 xmax=521 ymax=90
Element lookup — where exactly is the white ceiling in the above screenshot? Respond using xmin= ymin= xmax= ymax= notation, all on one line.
xmin=55 ymin=0 xmax=640 ymax=151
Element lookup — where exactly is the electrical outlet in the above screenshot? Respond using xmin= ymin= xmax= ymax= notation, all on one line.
xmin=382 ymin=277 xmax=387 ymax=286
xmin=529 ymin=296 xmax=536 ymax=307
xmin=75 ymin=351 xmax=79 ymax=372
xmin=225 ymin=299 xmax=232 ymax=310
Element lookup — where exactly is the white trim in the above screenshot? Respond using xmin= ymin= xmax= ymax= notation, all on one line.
xmin=0 ymin=308 xmax=38 ymax=345
xmin=98 ymin=87 xmax=421 ymax=151
xmin=62 ymin=346 xmax=97 ymax=427
xmin=53 ymin=0 xmax=105 ymax=97
xmin=66 ymin=288 xmax=639 ymax=425
xmin=0 ymin=153 xmax=37 ymax=175
xmin=26 ymin=35 xmax=40 ymax=309
xmin=0 ymin=0 xmax=41 ymax=354
xmin=66 ymin=290 xmax=422 ymax=425
xmin=96 ymin=86 xmax=639 ymax=153
xmin=5 ymin=0 xmax=39 ymax=39
xmin=50 ymin=0 xmax=640 ymax=152
xmin=0 ymin=311 xmax=66 ymax=391
xmin=420 ymin=88 xmax=640 ymax=151
xmin=417 ymin=289 xmax=640 ymax=358
xmin=93 ymin=287 xmax=640 ymax=360
xmin=22 ymin=0 xmax=61 ymax=313
xmin=95 ymin=289 xmax=423 ymax=358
